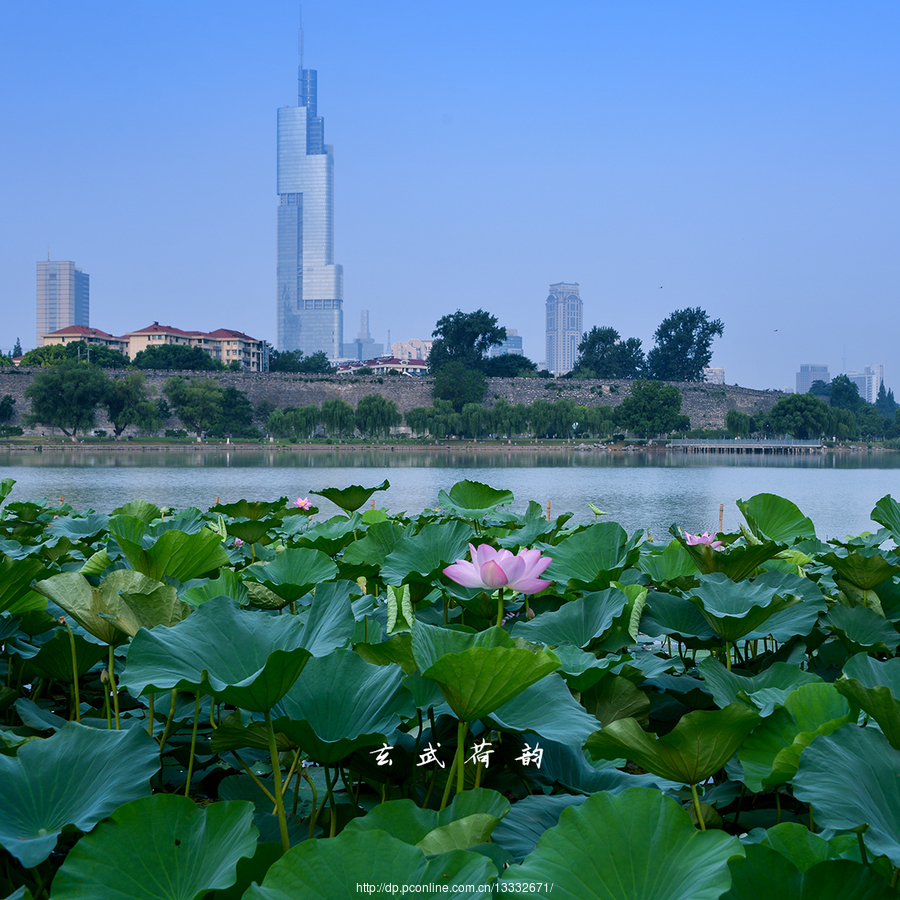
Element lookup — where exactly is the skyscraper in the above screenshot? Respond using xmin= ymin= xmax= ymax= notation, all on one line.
xmin=276 ymin=22 xmax=343 ymax=357
xmin=36 ymin=258 xmax=89 ymax=347
xmin=545 ymin=283 xmax=582 ymax=376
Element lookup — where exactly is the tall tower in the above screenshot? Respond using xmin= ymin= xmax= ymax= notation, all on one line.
xmin=36 ymin=258 xmax=89 ymax=347
xmin=276 ymin=19 xmax=343 ymax=357
xmin=545 ymin=283 xmax=582 ymax=376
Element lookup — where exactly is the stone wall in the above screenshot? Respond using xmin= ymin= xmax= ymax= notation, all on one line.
xmin=0 ymin=368 xmax=784 ymax=435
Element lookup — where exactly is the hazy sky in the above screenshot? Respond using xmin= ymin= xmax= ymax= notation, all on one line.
xmin=1 ymin=1 xmax=897 ymax=389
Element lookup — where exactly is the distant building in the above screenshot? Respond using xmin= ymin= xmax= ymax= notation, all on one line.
xmin=335 ymin=356 xmax=427 ymax=376
xmin=342 ymin=311 xmax=384 ymax=361
xmin=703 ymin=366 xmax=725 ymax=385
xmin=796 ymin=364 xmax=830 ymax=395
xmin=392 ymin=339 xmax=433 ymax=363
xmin=545 ymin=283 xmax=582 ymax=376
xmin=36 ymin=259 xmax=89 ymax=347
xmin=41 ymin=321 xmax=266 ymax=371
xmin=844 ymin=365 xmax=885 ymax=404
xmin=489 ymin=328 xmax=524 ymax=357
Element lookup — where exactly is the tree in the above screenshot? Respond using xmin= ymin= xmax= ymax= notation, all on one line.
xmin=405 ymin=406 xmax=432 ymax=438
xmin=12 ymin=338 xmax=22 ymax=358
xmin=572 ymin=327 xmax=645 ymax=379
xmin=163 ymin=377 xmax=226 ymax=438
xmin=20 ymin=344 xmax=70 ymax=367
xmin=615 ymin=380 xmax=691 ymax=438
xmin=0 ymin=395 xmax=15 ymax=424
xmin=216 ymin=386 xmax=256 ymax=437
xmin=428 ymin=310 xmax=506 ymax=373
xmin=875 ymin=383 xmax=898 ymax=420
xmin=20 ymin=341 xmax=130 ymax=369
xmin=481 ymin=354 xmax=538 ymax=378
xmin=286 ymin=405 xmax=320 ymax=440
xmin=268 ymin=350 xmax=332 ymax=374
xmin=725 ymin=409 xmax=752 ymax=437
xmin=808 ymin=379 xmax=831 ymax=399
xmin=355 ymin=394 xmax=401 ymax=440
xmin=134 ymin=344 xmax=223 ymax=370
xmin=25 ymin=361 xmax=109 ymax=440
xmin=856 ymin=404 xmax=886 ymax=440
xmin=433 ymin=360 xmax=487 ymax=412
xmin=104 ymin=372 xmax=161 ymax=438
xmin=645 ymin=308 xmax=724 ymax=382
xmin=320 ymin=398 xmax=355 ymax=439
xmin=767 ymin=393 xmax=830 ymax=439
xmin=829 ymin=374 xmax=864 ymax=412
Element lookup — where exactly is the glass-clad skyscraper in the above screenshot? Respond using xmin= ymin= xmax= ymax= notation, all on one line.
xmin=36 ymin=259 xmax=89 ymax=347
xmin=276 ymin=27 xmax=343 ymax=356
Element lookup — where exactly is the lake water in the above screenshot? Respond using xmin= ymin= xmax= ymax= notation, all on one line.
xmin=1 ymin=448 xmax=899 ymax=541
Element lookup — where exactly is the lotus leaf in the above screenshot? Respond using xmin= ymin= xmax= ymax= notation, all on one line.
xmin=722 ymin=842 xmax=895 ymax=900
xmin=309 ymin=479 xmax=390 ymax=513
xmin=552 ymin=646 xmax=632 ymax=693
xmin=0 ymin=556 xmax=46 ymax=617
xmin=287 ymin=514 xmax=362 ymax=553
xmin=111 ymin=499 xmax=162 ymax=522
xmin=871 ymin=494 xmax=900 ymax=544
xmin=209 ymin=711 xmax=294 ymax=755
xmin=542 ymin=521 xmax=642 ymax=591
xmin=244 ymin=549 xmax=339 ymax=605
xmin=586 ymin=703 xmax=760 ymax=784
xmin=794 ymin=725 xmax=900 ymax=867
xmin=380 ymin=520 xmax=474 ymax=585
xmin=273 ymin=650 xmax=408 ymax=763
xmin=182 ymin=569 xmax=250 ymax=608
xmin=22 ymin=627 xmax=108 ymax=681
xmin=698 ymin=659 xmax=822 ymax=712
xmin=737 ymin=681 xmax=854 ymax=791
xmin=638 ymin=539 xmax=700 ymax=583
xmin=672 ymin=525 xmax=784 ymax=580
xmin=340 ymin=520 xmax=405 ymax=567
xmin=737 ymin=493 xmax=816 ymax=544
xmin=243 ymin=828 xmax=497 ymax=898
xmin=827 ymin=604 xmax=900 ymax=653
xmin=641 ymin=590 xmax=719 ymax=644
xmin=51 ymin=794 xmax=258 ymax=900
xmin=490 ymin=794 xmax=587 ymax=862
xmin=509 ymin=587 xmax=629 ymax=648
xmin=580 ymin=674 xmax=651 ymax=727
xmin=0 ymin=722 xmax=158 ymax=867
xmin=411 ymin=622 xmax=513 ymax=671
xmin=835 ymin=653 xmax=900 ymax=749
xmin=436 ymin=479 xmax=514 ymax=518
xmin=820 ymin=548 xmax=900 ymax=612
xmin=501 ymin=787 xmax=742 ymax=899
xmin=744 ymin=821 xmax=857 ymax=872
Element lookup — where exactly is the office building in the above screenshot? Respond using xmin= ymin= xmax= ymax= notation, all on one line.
xmin=796 ymin=364 xmax=830 ymax=395
xmin=276 ymin=22 xmax=343 ymax=357
xmin=845 ymin=365 xmax=885 ymax=404
xmin=36 ymin=259 xmax=89 ymax=347
xmin=703 ymin=367 xmax=725 ymax=385
xmin=343 ymin=311 xmax=383 ymax=361
xmin=392 ymin=339 xmax=433 ymax=362
xmin=489 ymin=328 xmax=524 ymax=357
xmin=545 ymin=283 xmax=582 ymax=376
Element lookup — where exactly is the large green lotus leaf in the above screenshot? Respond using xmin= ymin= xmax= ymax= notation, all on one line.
xmin=244 ymin=549 xmax=339 ymax=604
xmin=501 ymin=788 xmax=742 ymax=899
xmin=737 ymin=682 xmax=854 ymax=792
xmin=581 ymin=674 xmax=651 ymax=728
xmin=820 ymin=549 xmax=900 ymax=592
xmin=33 ymin=572 xmax=120 ymax=644
xmin=112 ymin=522 xmax=230 ymax=582
xmin=509 ymin=588 xmax=628 ymax=648
xmin=354 ymin=633 xmax=417 ymax=673
xmin=827 ymin=604 xmax=900 ymax=653
xmin=243 ymin=829 xmax=497 ymax=899
xmin=0 ymin=476 xmax=15 ymax=505
xmin=340 ymin=520 xmax=406 ymax=567
xmin=698 ymin=658 xmax=822 ymax=712
xmin=553 ymin=646 xmax=631 ymax=693
xmin=210 ymin=710 xmax=293 ymax=755
xmin=687 ymin=572 xmax=801 ymax=642
xmin=273 ymin=650 xmax=407 ymax=763
xmin=490 ymin=794 xmax=588 ymax=862
xmin=182 ymin=569 xmax=250 ymax=608
xmin=423 ymin=645 xmax=560 ymax=722
xmin=835 ymin=653 xmax=900 ymax=749
xmin=488 ymin=673 xmax=603 ymax=744
xmin=45 ymin=513 xmax=110 ymax=542
xmin=122 ymin=597 xmax=312 ymax=711
xmin=872 ymin=494 xmax=900 ymax=543
xmin=641 ymin=590 xmax=719 ymax=643
xmin=294 ymin=582 xmax=356 ymax=657
xmin=226 ymin=517 xmax=277 ymax=545
xmin=542 ymin=522 xmax=641 ymax=591
xmin=309 ymin=479 xmax=390 ymax=513
xmin=111 ymin=499 xmax=162 ymax=522
xmin=744 ymin=822 xmax=857 ymax=872
xmin=211 ymin=499 xmax=288 ymax=520
xmin=436 ymin=479 xmax=514 ymax=518
xmin=23 ymin=628 xmax=108 ymax=681
xmin=0 ymin=722 xmax=158 ymax=867
xmin=380 ymin=520 xmax=474 ymax=585
xmin=51 ymin=794 xmax=258 ymax=900
xmin=671 ymin=525 xmax=784 ymax=580
xmin=722 ymin=844 xmax=895 ymax=900
xmin=794 ymin=726 xmax=900 ymax=867
xmin=411 ymin=622 xmax=513 ymax=672
xmin=585 ymin=704 xmax=759 ymax=784
xmin=0 ymin=555 xmax=46 ymax=616
xmin=638 ymin=539 xmax=700 ymax=583
xmin=737 ymin=493 xmax=817 ymax=543
xmin=345 ymin=789 xmax=509 ymax=845
xmin=288 ymin=514 xmax=362 ymax=554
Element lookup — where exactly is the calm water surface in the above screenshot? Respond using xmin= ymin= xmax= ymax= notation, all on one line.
xmin=1 ymin=448 xmax=899 ymax=541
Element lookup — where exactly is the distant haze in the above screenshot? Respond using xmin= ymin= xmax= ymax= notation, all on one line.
xmin=1 ymin=1 xmax=897 ymax=389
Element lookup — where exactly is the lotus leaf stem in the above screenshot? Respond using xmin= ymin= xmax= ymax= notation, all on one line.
xmin=891 ymin=866 xmax=898 ymax=889
xmin=157 ymin=688 xmax=178 ymax=753
xmin=775 ymin=789 xmax=782 ymax=824
xmin=733 ymin=784 xmax=747 ymax=830
xmin=324 ymin=765 xmax=340 ymax=838
xmin=184 ymin=692 xmax=201 ymax=798
xmin=147 ymin=693 xmax=154 ymax=737
xmin=60 ymin=618 xmax=80 ymax=722
xmin=232 ymin=751 xmax=277 ymax=806
xmin=858 ymin=832 xmax=869 ymax=867
xmin=456 ymin=720 xmax=468 ymax=797
xmin=302 ymin=766 xmax=319 ymax=839
xmin=209 ymin=701 xmax=217 ymax=730
xmin=690 ymin=782 xmax=706 ymax=831
xmin=438 ymin=747 xmax=458 ymax=812
xmin=724 ymin=643 xmax=732 ymax=672
xmin=264 ymin=708 xmax=291 ymax=852
xmin=107 ymin=644 xmax=120 ymax=729
xmin=276 ymin=749 xmax=302 ymax=816
xmin=496 ymin=588 xmax=505 ymax=628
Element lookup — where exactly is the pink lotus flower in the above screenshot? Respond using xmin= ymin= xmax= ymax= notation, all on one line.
xmin=293 ymin=497 xmax=312 ymax=510
xmin=233 ymin=537 xmax=244 ymax=547
xmin=443 ymin=544 xmax=552 ymax=595
xmin=684 ymin=531 xmax=724 ymax=550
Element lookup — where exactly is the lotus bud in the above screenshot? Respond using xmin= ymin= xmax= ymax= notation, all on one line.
xmin=58 ymin=616 xmax=66 ymax=625
xmin=357 ymin=576 xmax=367 ymax=594
xmin=100 ymin=668 xmax=109 ymax=685
xmin=526 ymin=607 xmax=536 ymax=620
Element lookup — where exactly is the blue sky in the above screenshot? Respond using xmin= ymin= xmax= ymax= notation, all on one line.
xmin=1 ymin=1 xmax=897 ymax=389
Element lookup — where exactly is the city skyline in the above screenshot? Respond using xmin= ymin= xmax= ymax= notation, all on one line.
xmin=1 ymin=2 xmax=898 ymax=387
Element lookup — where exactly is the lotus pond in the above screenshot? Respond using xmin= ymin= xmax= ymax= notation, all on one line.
xmin=2 ymin=476 xmax=900 ymax=898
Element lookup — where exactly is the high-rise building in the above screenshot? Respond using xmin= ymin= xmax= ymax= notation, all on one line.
xmin=489 ymin=328 xmax=524 ymax=357
xmin=796 ymin=363 xmax=830 ymax=395
xmin=36 ymin=258 xmax=89 ymax=347
xmin=845 ymin=364 xmax=885 ymax=404
xmin=545 ymin=283 xmax=582 ymax=376
xmin=276 ymin=22 xmax=343 ymax=357
xmin=342 ymin=311 xmax=384 ymax=360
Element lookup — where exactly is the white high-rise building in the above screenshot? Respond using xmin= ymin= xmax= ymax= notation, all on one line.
xmin=36 ymin=258 xmax=89 ymax=347
xmin=545 ymin=283 xmax=582 ymax=376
